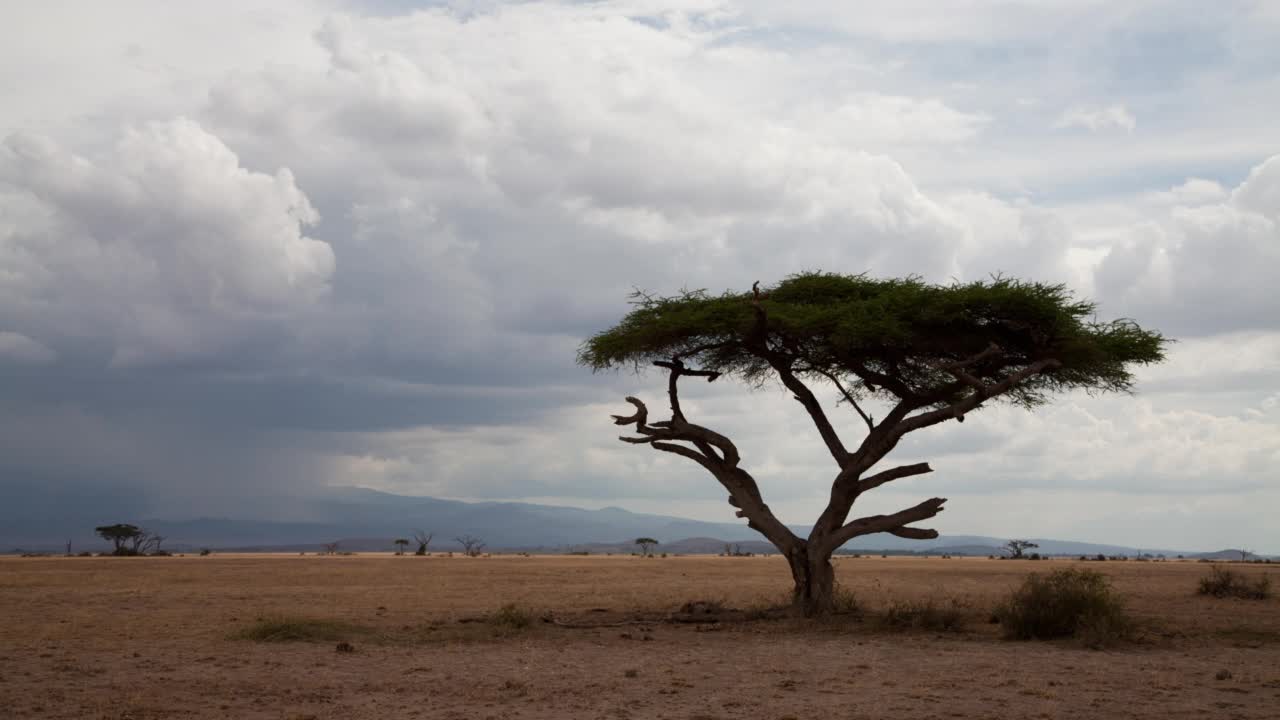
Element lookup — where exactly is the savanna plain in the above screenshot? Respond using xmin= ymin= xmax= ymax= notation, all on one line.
xmin=1 ymin=554 xmax=1277 ymax=719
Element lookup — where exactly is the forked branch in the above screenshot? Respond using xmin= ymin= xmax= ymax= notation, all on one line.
xmin=824 ymin=496 xmax=948 ymax=552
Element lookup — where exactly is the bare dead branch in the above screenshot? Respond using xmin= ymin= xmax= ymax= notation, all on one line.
xmin=653 ymin=358 xmax=719 ymax=422
xmin=858 ymin=462 xmax=933 ymax=493
xmin=653 ymin=360 xmax=721 ymax=380
xmin=824 ymin=497 xmax=948 ymax=552
xmin=887 ymin=526 xmax=939 ymax=540
xmin=610 ymin=396 xmax=648 ymax=427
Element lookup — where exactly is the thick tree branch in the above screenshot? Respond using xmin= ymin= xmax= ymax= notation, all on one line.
xmin=610 ymin=383 xmax=797 ymax=552
xmin=810 ymin=359 xmax=1055 ymax=545
xmin=648 ymin=441 xmax=797 ymax=551
xmin=857 ymin=462 xmax=933 ymax=493
xmin=823 ymin=497 xmax=948 ymax=552
xmin=887 ymin=526 xmax=939 ymax=540
xmin=742 ymin=281 xmax=851 ymax=467
xmin=774 ymin=363 xmax=851 ymax=467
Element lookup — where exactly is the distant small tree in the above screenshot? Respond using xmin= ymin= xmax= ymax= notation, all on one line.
xmin=95 ymin=524 xmax=143 ymax=555
xmin=412 ymin=530 xmax=433 ymax=556
xmin=635 ymin=537 xmax=659 ymax=556
xmin=1005 ymin=540 xmax=1039 ymax=559
xmin=455 ymin=535 xmax=485 ymax=557
xmin=394 ymin=538 xmax=410 ymax=555
xmin=322 ymin=542 xmax=340 ymax=555
xmin=1239 ymin=549 xmax=1253 ymax=562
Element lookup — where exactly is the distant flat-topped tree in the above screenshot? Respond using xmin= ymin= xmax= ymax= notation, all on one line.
xmin=579 ymin=273 xmax=1166 ymax=616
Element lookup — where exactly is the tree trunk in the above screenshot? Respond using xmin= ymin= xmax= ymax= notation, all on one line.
xmin=788 ymin=543 xmax=836 ymax=617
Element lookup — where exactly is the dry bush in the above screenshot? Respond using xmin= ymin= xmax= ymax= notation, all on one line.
xmin=880 ymin=598 xmax=966 ymax=632
xmin=1197 ymin=565 xmax=1272 ymax=600
xmin=489 ymin=603 xmax=534 ymax=632
xmin=234 ymin=616 xmax=372 ymax=643
xmin=997 ymin=568 xmax=1131 ymax=645
xmin=832 ymin=584 xmax=863 ymax=617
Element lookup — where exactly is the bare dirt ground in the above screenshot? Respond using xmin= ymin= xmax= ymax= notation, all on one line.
xmin=1 ymin=554 xmax=1277 ymax=719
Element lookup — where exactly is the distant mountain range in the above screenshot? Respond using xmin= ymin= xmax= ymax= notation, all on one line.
xmin=0 ymin=485 xmax=1269 ymax=558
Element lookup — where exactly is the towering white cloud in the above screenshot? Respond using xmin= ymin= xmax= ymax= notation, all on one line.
xmin=0 ymin=118 xmax=334 ymax=365
xmin=1096 ymin=154 xmax=1280 ymax=335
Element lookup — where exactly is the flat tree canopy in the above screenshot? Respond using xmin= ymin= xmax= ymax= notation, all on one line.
xmin=579 ymin=272 xmax=1165 ymax=615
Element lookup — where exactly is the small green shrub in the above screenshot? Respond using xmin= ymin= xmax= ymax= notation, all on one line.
xmin=997 ymin=568 xmax=1131 ymax=644
xmin=234 ymin=616 xmax=372 ymax=643
xmin=880 ymin=598 xmax=966 ymax=632
xmin=1197 ymin=565 xmax=1271 ymax=600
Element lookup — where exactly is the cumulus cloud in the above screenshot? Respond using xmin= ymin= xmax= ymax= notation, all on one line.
xmin=1053 ymin=104 xmax=1137 ymax=133
xmin=0 ymin=118 xmax=334 ymax=366
xmin=1095 ymin=154 xmax=1280 ymax=336
xmin=200 ymin=6 xmax=1075 ymax=343
xmin=1143 ymin=178 xmax=1229 ymax=206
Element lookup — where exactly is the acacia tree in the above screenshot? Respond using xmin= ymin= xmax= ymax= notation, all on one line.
xmin=579 ymin=273 xmax=1165 ymax=616
xmin=635 ymin=537 xmax=659 ymax=556
xmin=95 ymin=523 xmax=143 ymax=555
xmin=1005 ymin=539 xmax=1039 ymax=559
xmin=394 ymin=538 xmax=410 ymax=555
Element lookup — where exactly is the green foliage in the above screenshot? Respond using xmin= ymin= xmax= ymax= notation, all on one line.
xmin=1198 ymin=565 xmax=1272 ymax=599
xmin=578 ymin=273 xmax=1166 ymax=409
xmin=997 ymin=568 xmax=1132 ymax=644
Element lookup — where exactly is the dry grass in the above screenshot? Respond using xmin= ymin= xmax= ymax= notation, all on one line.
xmin=234 ymin=616 xmax=374 ymax=642
xmin=1 ymin=554 xmax=1278 ymax=719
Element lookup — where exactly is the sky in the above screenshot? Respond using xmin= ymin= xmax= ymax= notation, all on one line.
xmin=0 ymin=0 xmax=1277 ymax=551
